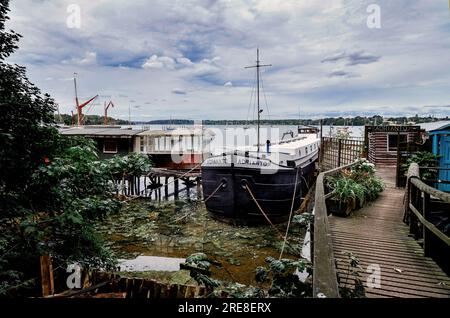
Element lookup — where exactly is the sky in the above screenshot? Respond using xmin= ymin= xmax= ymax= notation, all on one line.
xmin=5 ymin=0 xmax=450 ymax=120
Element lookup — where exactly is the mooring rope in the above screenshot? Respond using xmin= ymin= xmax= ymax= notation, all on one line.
xmin=203 ymin=181 xmax=225 ymax=203
xmin=279 ymin=167 xmax=300 ymax=260
xmin=243 ymin=184 xmax=283 ymax=238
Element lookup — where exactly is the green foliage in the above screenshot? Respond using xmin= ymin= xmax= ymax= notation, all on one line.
xmin=202 ymin=115 xmax=448 ymax=126
xmin=183 ymin=253 xmax=221 ymax=289
xmin=326 ymin=159 xmax=385 ymax=215
xmin=292 ymin=213 xmax=314 ymax=227
xmin=335 ymin=128 xmax=351 ymax=139
xmin=337 ymin=252 xmax=366 ymax=298
xmin=255 ymin=256 xmax=312 ymax=298
xmin=108 ymin=153 xmax=152 ymax=177
xmin=327 ymin=177 xmax=366 ymax=212
xmin=0 ymin=2 xmax=150 ymax=296
xmin=360 ymin=176 xmax=385 ymax=201
xmin=55 ymin=113 xmax=129 ymax=126
xmin=350 ymin=158 xmax=376 ymax=176
xmin=401 ymin=151 xmax=440 ymax=180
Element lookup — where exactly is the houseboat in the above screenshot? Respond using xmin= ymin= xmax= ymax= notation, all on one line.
xmin=201 ymin=50 xmax=319 ymax=224
xmin=136 ymin=127 xmax=215 ymax=169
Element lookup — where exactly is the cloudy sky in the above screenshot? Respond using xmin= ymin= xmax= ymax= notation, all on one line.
xmin=5 ymin=0 xmax=450 ymax=120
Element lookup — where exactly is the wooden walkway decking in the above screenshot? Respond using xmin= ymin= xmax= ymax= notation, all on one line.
xmin=329 ymin=167 xmax=450 ymax=298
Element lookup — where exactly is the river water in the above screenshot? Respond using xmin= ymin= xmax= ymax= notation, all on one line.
xmin=96 ymin=198 xmax=307 ymax=285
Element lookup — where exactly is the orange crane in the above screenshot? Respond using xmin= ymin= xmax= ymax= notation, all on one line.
xmin=104 ymin=101 xmax=115 ymax=125
xmin=74 ymin=73 xmax=98 ymax=126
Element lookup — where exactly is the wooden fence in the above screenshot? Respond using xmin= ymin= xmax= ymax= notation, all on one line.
xmin=320 ymin=137 xmax=364 ymax=171
xmin=405 ymin=163 xmax=450 ymax=273
xmin=46 ymin=271 xmax=215 ymax=298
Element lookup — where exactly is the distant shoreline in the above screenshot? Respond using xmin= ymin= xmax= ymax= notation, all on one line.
xmin=56 ymin=114 xmax=449 ymax=126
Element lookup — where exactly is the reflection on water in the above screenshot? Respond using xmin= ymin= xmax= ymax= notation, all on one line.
xmin=118 ymin=256 xmax=185 ymax=272
xmin=95 ymin=198 xmax=306 ymax=285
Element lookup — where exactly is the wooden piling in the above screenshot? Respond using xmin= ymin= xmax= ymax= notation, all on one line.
xmin=40 ymin=255 xmax=54 ymax=297
xmin=164 ymin=177 xmax=169 ymax=199
xmin=174 ymin=178 xmax=179 ymax=199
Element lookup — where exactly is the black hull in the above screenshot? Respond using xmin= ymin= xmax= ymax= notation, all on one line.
xmin=201 ymin=162 xmax=316 ymax=225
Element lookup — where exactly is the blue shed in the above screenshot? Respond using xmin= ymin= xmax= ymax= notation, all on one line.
xmin=429 ymin=123 xmax=450 ymax=192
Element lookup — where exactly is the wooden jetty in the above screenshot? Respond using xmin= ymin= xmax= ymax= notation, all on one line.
xmin=141 ymin=167 xmax=201 ymax=199
xmin=312 ymin=163 xmax=450 ymax=298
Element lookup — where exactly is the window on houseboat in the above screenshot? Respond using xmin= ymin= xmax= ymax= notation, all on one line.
xmin=305 ymin=147 xmax=308 ymax=155
xmin=103 ymin=139 xmax=118 ymax=153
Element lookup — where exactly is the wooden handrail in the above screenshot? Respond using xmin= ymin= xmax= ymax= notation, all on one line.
xmin=405 ymin=162 xmax=450 ymax=258
xmin=408 ymin=204 xmax=450 ymax=246
xmin=410 ymin=178 xmax=450 ymax=204
xmin=312 ymin=162 xmax=357 ymax=298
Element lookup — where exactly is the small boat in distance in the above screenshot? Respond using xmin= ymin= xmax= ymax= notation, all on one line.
xmin=201 ymin=50 xmax=319 ymax=225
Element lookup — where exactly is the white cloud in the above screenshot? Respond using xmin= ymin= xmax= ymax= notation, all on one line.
xmin=224 ymin=81 xmax=233 ymax=87
xmin=176 ymin=57 xmax=194 ymax=66
xmin=5 ymin=0 xmax=450 ymax=119
xmin=142 ymin=55 xmax=175 ymax=69
xmin=62 ymin=51 xmax=97 ymax=66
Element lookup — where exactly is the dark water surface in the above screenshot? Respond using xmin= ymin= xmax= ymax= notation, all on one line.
xmin=95 ymin=197 xmax=306 ymax=285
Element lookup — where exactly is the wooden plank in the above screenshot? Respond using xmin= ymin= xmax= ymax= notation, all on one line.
xmin=329 ymin=166 xmax=450 ymax=298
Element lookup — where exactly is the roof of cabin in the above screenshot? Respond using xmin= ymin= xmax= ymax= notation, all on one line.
xmin=137 ymin=128 xmax=215 ymax=137
xmin=419 ymin=121 xmax=450 ymax=132
xmin=428 ymin=122 xmax=450 ymax=134
xmin=59 ymin=127 xmax=141 ymax=138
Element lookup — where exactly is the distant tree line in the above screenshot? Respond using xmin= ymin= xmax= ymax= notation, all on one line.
xmin=201 ymin=115 xmax=448 ymax=126
xmin=58 ymin=114 xmax=448 ymax=127
xmin=55 ymin=114 xmax=129 ymax=126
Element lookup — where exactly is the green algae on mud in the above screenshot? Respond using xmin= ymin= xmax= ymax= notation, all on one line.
xmin=95 ymin=198 xmax=306 ymax=286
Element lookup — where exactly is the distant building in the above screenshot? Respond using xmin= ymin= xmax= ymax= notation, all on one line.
xmin=365 ymin=125 xmax=422 ymax=167
xmin=429 ymin=123 xmax=450 ymax=192
xmin=59 ymin=126 xmax=140 ymax=159
xmin=59 ymin=126 xmax=215 ymax=169
xmin=135 ymin=128 xmax=215 ymax=169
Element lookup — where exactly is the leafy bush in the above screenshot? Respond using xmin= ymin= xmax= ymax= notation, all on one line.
xmin=108 ymin=153 xmax=152 ymax=177
xmin=401 ymin=151 xmax=440 ymax=180
xmin=255 ymin=256 xmax=312 ymax=298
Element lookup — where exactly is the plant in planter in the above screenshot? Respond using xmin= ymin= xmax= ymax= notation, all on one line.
xmin=361 ymin=176 xmax=385 ymax=201
xmin=326 ymin=177 xmax=366 ymax=216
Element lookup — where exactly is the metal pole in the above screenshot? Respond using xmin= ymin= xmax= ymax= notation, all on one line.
xmin=74 ymin=74 xmax=81 ymax=127
xmin=257 ymin=48 xmax=260 ymax=153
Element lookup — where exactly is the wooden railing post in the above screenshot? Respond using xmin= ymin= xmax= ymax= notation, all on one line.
xmin=422 ymin=192 xmax=431 ymax=256
xmin=405 ymin=162 xmax=450 ymax=269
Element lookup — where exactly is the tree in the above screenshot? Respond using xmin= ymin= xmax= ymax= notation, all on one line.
xmin=0 ymin=1 xmax=150 ymax=297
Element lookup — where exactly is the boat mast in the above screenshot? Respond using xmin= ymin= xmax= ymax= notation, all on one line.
xmin=245 ymin=49 xmax=271 ymax=153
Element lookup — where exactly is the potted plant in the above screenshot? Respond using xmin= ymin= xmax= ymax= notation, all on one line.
xmin=361 ymin=176 xmax=385 ymax=201
xmin=326 ymin=176 xmax=366 ymax=216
